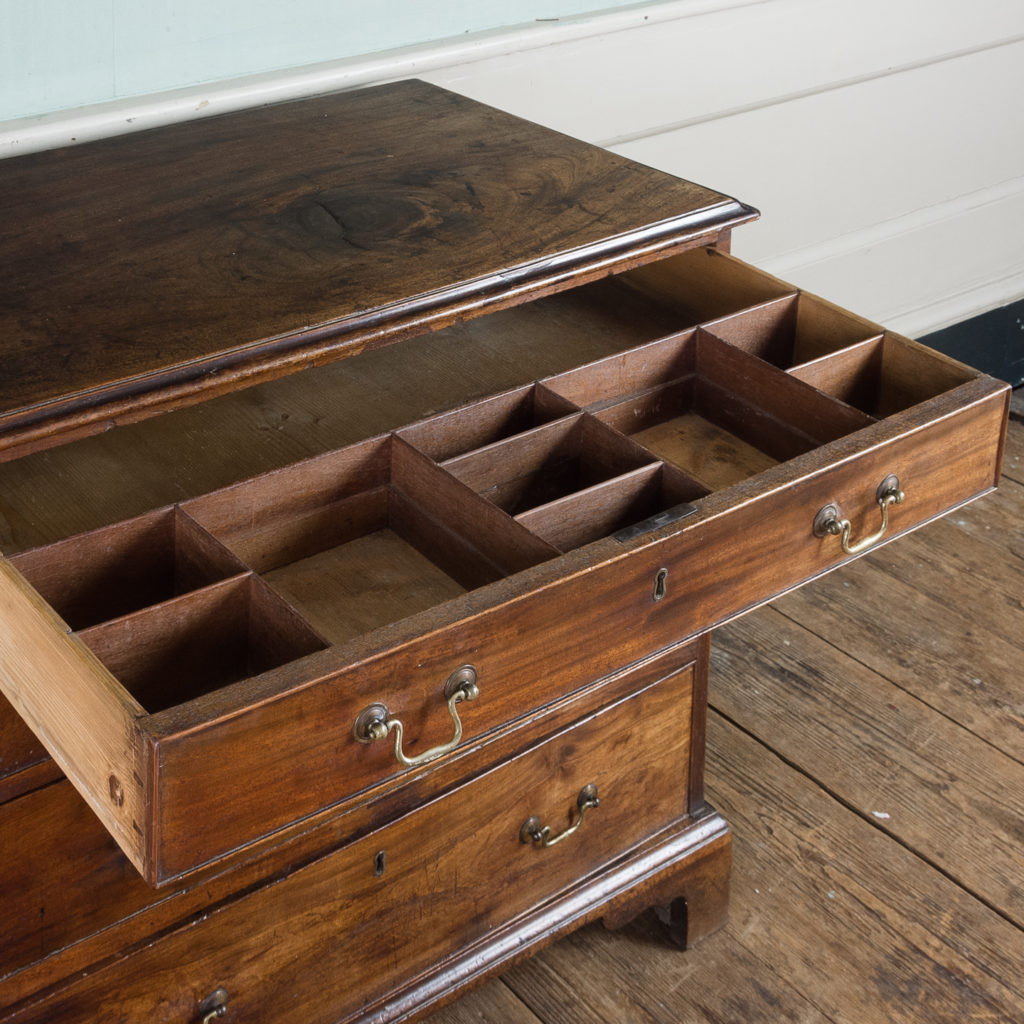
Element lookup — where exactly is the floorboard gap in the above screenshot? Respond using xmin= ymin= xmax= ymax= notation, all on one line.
xmin=770 ymin=603 xmax=1024 ymax=769
xmin=708 ymin=699 xmax=1024 ymax=936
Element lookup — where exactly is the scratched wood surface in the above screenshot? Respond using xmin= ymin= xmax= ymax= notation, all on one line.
xmin=424 ymin=395 xmax=1024 ymax=1022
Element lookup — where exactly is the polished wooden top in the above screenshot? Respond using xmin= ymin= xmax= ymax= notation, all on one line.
xmin=0 ymin=79 xmax=753 ymax=454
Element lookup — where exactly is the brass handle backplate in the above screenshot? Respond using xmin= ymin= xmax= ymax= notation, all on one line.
xmin=814 ymin=475 xmax=905 ymax=556
xmin=353 ymin=665 xmax=479 ymax=768
xmin=520 ymin=783 xmax=600 ymax=848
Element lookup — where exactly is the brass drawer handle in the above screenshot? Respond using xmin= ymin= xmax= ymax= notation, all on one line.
xmin=520 ymin=783 xmax=600 ymax=848
xmin=198 ymin=988 xmax=228 ymax=1023
xmin=353 ymin=665 xmax=479 ymax=768
xmin=814 ymin=475 xmax=905 ymax=556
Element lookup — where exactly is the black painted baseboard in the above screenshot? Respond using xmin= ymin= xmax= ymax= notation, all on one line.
xmin=919 ymin=299 xmax=1024 ymax=388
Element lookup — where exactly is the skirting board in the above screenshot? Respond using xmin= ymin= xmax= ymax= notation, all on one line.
xmin=920 ymin=301 xmax=1024 ymax=389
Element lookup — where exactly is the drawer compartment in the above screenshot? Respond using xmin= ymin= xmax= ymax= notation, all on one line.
xmin=75 ymin=576 xmax=327 ymax=713
xmin=441 ymin=413 xmax=656 ymax=516
xmin=181 ymin=433 xmax=558 ymax=644
xmin=8 ymin=506 xmax=248 ymax=632
xmin=546 ymin=328 xmax=875 ymax=491
xmin=788 ymin=332 xmax=976 ymax=417
xmin=701 ymin=290 xmax=884 ymax=370
xmin=0 ymin=248 xmax=1008 ymax=887
xmin=6 ymin=659 xmax=695 ymax=1024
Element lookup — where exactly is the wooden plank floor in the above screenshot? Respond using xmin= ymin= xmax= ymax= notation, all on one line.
xmin=425 ymin=393 xmax=1024 ymax=1023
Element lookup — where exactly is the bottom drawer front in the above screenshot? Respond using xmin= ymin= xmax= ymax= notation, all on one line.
xmin=14 ymin=660 xmax=694 ymax=1024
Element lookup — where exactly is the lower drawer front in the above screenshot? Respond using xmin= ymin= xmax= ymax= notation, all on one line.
xmin=10 ymin=660 xmax=694 ymax=1024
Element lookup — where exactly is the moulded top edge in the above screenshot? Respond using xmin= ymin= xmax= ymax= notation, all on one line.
xmin=0 ymin=78 xmax=755 ymax=460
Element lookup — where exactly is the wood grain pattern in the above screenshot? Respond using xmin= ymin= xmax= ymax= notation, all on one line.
xmin=876 ymin=330 xmax=984 ymax=416
xmin=497 ymin=708 xmax=1024 ymax=1024
xmin=0 ymin=639 xmax=701 ymax=1011
xmin=8 ymin=507 xmax=246 ymax=631
xmin=0 ymin=276 xmax=688 ymax=555
xmin=77 ymin=575 xmax=327 ymax=713
xmin=0 ymin=75 xmax=1013 ymax=1024
xmin=712 ymin=606 xmax=1024 ymax=926
xmin=390 ymin=436 xmax=559 ymax=580
xmin=620 ymin=245 xmax=794 ymax=325
xmin=772 ymin=485 xmax=1024 ymax=759
xmin=0 ymin=559 xmax=148 ymax=874
xmin=445 ymin=414 xmax=654 ymax=516
xmin=264 ymin=529 xmax=466 ymax=646
xmin=0 ymin=80 xmax=752 ymax=453
xmin=1 ymin=366 xmax=1001 ymax=885
xmin=181 ymin=387 xmax=995 ymax=877
xmin=548 ymin=325 xmax=876 ymax=474
xmin=426 ymin=430 xmax=1024 ymax=1023
xmin=514 ymin=464 xmax=670 ymax=552
xmin=694 ymin=328 xmax=877 ymax=446
xmin=398 ymin=384 xmax=577 ymax=463
xmin=702 ymin=291 xmax=885 ymax=371
xmin=789 ymin=336 xmax=887 ymax=410
xmin=631 ymin=412 xmax=777 ymax=490
xmin=425 ymin=982 xmax=542 ymax=1024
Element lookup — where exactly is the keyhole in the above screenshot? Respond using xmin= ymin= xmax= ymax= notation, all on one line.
xmin=374 ymin=850 xmax=387 ymax=877
xmin=653 ymin=567 xmax=668 ymax=602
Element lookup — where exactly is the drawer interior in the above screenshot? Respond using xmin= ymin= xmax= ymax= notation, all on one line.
xmin=76 ymin=576 xmax=327 ymax=713
xmin=0 ymin=241 xmax=998 ymax=888
xmin=545 ymin=328 xmax=876 ymax=493
xmin=789 ymin=332 xmax=976 ymax=416
xmin=9 ymin=434 xmax=563 ymax=710
xmin=9 ymin=506 xmax=248 ymax=632
xmin=700 ymin=291 xmax=884 ymax=369
xmin=6 ymin=248 xmax=982 ymax=718
xmin=182 ymin=434 xmax=562 ymax=647
xmin=440 ymin=414 xmax=655 ymax=515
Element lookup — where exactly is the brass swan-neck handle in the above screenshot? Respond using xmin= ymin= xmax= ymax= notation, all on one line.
xmin=814 ymin=475 xmax=905 ymax=557
xmin=353 ymin=666 xmax=479 ymax=768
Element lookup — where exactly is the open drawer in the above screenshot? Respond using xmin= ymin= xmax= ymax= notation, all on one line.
xmin=0 ymin=245 xmax=1009 ymax=887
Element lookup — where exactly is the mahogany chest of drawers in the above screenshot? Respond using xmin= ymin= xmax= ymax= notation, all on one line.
xmin=0 ymin=80 xmax=1009 ymax=1022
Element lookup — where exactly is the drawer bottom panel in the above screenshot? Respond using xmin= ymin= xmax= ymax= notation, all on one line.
xmin=10 ymin=659 xmax=696 ymax=1024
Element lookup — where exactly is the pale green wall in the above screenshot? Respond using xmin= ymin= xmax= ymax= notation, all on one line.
xmin=1 ymin=1 xmax=619 ymax=121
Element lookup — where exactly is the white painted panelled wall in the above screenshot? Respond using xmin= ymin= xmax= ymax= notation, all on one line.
xmin=3 ymin=0 xmax=1023 ymax=340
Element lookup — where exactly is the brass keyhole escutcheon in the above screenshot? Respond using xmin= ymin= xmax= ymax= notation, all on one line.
xmin=653 ymin=567 xmax=668 ymax=602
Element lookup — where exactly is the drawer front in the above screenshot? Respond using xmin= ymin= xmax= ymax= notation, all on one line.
xmin=148 ymin=559 xmax=689 ymax=881
xmin=7 ymin=659 xmax=694 ymax=1024
xmin=148 ymin=380 xmax=1005 ymax=883
xmin=642 ymin=380 xmax=1008 ymax=641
